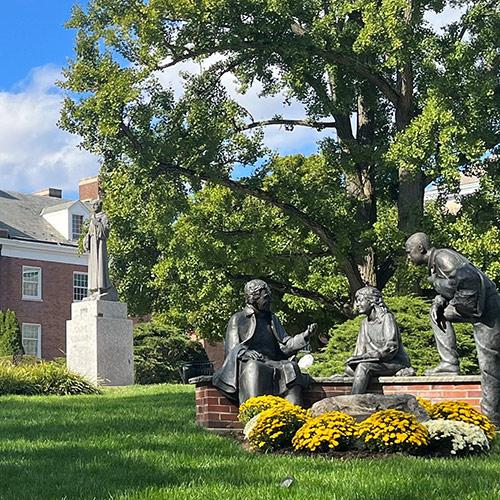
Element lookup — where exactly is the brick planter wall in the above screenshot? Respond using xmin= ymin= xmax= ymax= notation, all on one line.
xmin=192 ymin=375 xmax=482 ymax=431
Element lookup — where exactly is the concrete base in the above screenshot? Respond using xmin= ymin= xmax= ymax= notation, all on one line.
xmin=66 ymin=300 xmax=134 ymax=386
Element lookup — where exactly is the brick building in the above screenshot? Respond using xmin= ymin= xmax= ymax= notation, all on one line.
xmin=0 ymin=177 xmax=99 ymax=359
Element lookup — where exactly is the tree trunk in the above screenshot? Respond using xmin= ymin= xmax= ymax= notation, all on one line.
xmin=397 ymin=168 xmax=424 ymax=235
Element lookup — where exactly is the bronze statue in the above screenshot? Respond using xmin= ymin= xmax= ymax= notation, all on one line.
xmin=83 ymin=199 xmax=117 ymax=301
xmin=406 ymin=232 xmax=500 ymax=426
xmin=212 ymin=279 xmax=317 ymax=405
xmin=345 ymin=286 xmax=412 ymax=394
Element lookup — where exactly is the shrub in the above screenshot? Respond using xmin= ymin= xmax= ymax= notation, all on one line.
xmin=248 ymin=405 xmax=309 ymax=452
xmin=134 ymin=321 xmax=208 ymax=384
xmin=238 ymin=395 xmax=294 ymax=424
xmin=429 ymin=401 xmax=496 ymax=441
xmin=0 ymin=362 xmax=100 ymax=395
xmin=424 ymin=419 xmax=490 ymax=456
xmin=292 ymin=411 xmax=357 ymax=453
xmin=356 ymin=409 xmax=429 ymax=453
xmin=0 ymin=310 xmax=23 ymax=357
xmin=308 ymin=295 xmax=478 ymax=377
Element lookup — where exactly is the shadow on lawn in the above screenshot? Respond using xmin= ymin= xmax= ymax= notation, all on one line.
xmin=0 ymin=387 xmax=498 ymax=500
xmin=0 ymin=388 xmax=263 ymax=499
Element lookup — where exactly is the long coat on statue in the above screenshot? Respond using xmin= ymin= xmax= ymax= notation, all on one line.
xmin=85 ymin=212 xmax=112 ymax=292
xmin=212 ymin=305 xmax=310 ymax=402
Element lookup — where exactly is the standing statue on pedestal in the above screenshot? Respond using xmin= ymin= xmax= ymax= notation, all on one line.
xmin=405 ymin=232 xmax=500 ymax=426
xmin=212 ymin=279 xmax=317 ymax=406
xmin=345 ymin=286 xmax=412 ymax=394
xmin=83 ymin=199 xmax=118 ymax=301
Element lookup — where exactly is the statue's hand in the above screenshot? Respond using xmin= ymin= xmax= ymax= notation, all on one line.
xmin=433 ymin=295 xmax=447 ymax=307
xmin=431 ymin=303 xmax=447 ymax=331
xmin=241 ymin=350 xmax=264 ymax=361
xmin=305 ymin=323 xmax=318 ymax=339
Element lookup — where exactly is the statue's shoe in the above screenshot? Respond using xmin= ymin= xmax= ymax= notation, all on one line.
xmin=424 ymin=363 xmax=460 ymax=376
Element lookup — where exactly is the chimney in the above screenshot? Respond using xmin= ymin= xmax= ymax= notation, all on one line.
xmin=33 ymin=188 xmax=62 ymax=198
xmin=79 ymin=176 xmax=100 ymax=201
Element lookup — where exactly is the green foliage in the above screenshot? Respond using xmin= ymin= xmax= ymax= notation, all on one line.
xmin=0 ymin=310 xmax=23 ymax=357
xmin=0 ymin=361 xmax=100 ymax=396
xmin=133 ymin=321 xmax=208 ymax=384
xmin=309 ymin=295 xmax=478 ymax=377
xmin=60 ymin=0 xmax=500 ymax=336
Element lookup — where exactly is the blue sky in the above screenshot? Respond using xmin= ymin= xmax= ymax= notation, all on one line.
xmin=0 ymin=2 xmax=462 ymax=199
xmin=0 ymin=1 xmax=86 ymax=91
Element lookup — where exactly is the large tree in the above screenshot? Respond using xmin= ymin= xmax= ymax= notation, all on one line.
xmin=61 ymin=0 xmax=499 ymax=334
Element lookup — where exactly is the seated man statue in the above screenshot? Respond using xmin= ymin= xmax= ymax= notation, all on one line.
xmin=212 ymin=279 xmax=317 ymax=406
xmin=345 ymin=286 xmax=412 ymax=394
xmin=405 ymin=232 xmax=500 ymax=426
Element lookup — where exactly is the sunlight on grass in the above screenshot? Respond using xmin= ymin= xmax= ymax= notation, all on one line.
xmin=0 ymin=385 xmax=498 ymax=499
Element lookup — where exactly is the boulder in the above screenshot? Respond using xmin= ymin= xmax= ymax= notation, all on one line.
xmin=310 ymin=393 xmax=429 ymax=422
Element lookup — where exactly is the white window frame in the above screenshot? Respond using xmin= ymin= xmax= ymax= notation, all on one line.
xmin=22 ymin=266 xmax=42 ymax=301
xmin=71 ymin=213 xmax=84 ymax=241
xmin=21 ymin=323 xmax=42 ymax=358
xmin=73 ymin=271 xmax=89 ymax=302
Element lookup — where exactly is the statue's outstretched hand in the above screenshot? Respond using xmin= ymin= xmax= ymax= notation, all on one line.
xmin=305 ymin=323 xmax=318 ymax=339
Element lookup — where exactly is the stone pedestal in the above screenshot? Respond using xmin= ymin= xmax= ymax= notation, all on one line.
xmin=66 ymin=300 xmax=134 ymax=386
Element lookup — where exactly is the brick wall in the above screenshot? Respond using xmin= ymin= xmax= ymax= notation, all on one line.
xmin=0 ymin=255 xmax=87 ymax=359
xmin=79 ymin=176 xmax=99 ymax=201
xmin=193 ymin=375 xmax=482 ymax=431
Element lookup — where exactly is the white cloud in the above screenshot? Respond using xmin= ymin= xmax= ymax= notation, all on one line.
xmin=0 ymin=65 xmax=99 ymax=197
xmin=425 ymin=4 xmax=465 ymax=33
xmin=157 ymin=58 xmax=331 ymax=157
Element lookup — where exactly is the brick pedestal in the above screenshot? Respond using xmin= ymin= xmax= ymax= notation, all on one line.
xmin=191 ymin=375 xmax=482 ymax=431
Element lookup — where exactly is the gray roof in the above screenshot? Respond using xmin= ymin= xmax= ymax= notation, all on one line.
xmin=40 ymin=200 xmax=76 ymax=215
xmin=0 ymin=190 xmax=78 ymax=245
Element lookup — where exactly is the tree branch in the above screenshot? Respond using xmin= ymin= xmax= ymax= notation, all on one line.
xmin=117 ymin=121 xmax=366 ymax=293
xmin=158 ymin=39 xmax=400 ymax=107
xmin=315 ymin=50 xmax=400 ymax=106
xmin=228 ymin=272 xmax=352 ymax=317
xmin=157 ymin=161 xmax=365 ymax=292
xmin=240 ymin=118 xmax=336 ymax=131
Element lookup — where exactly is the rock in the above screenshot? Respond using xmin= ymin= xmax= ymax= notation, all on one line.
xmin=310 ymin=393 xmax=429 ymax=422
xmin=243 ymin=414 xmax=260 ymax=439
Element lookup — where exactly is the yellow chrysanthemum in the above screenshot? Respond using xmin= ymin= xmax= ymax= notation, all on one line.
xmin=292 ymin=412 xmax=357 ymax=453
xmin=248 ymin=404 xmax=309 ymax=452
xmin=356 ymin=409 xmax=429 ymax=453
xmin=238 ymin=395 xmax=294 ymax=424
xmin=429 ymin=401 xmax=496 ymax=441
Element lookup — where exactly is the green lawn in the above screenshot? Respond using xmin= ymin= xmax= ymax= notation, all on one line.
xmin=0 ymin=385 xmax=498 ymax=500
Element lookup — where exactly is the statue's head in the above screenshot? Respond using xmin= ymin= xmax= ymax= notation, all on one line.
xmin=91 ymin=198 xmax=103 ymax=214
xmin=405 ymin=232 xmax=431 ymax=266
xmin=354 ymin=286 xmax=384 ymax=315
xmin=244 ymin=279 xmax=272 ymax=312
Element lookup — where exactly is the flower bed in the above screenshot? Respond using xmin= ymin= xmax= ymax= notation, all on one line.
xmin=239 ymin=396 xmax=496 ymax=458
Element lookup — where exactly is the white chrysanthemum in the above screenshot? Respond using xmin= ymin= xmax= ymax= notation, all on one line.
xmin=424 ymin=419 xmax=490 ymax=456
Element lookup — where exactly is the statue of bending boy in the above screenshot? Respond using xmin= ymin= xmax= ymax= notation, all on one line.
xmin=345 ymin=286 xmax=412 ymax=393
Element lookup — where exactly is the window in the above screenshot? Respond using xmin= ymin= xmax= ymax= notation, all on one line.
xmin=22 ymin=323 xmax=41 ymax=357
xmin=73 ymin=272 xmax=88 ymax=301
xmin=72 ymin=214 xmax=84 ymax=240
xmin=22 ymin=266 xmax=42 ymax=300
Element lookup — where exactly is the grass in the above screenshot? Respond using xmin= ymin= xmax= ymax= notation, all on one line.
xmin=0 ymin=385 xmax=498 ymax=500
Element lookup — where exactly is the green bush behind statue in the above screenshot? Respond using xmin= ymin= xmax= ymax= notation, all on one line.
xmin=134 ymin=322 xmax=208 ymax=384
xmin=308 ymin=296 xmax=478 ymax=377
xmin=0 ymin=310 xmax=23 ymax=357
